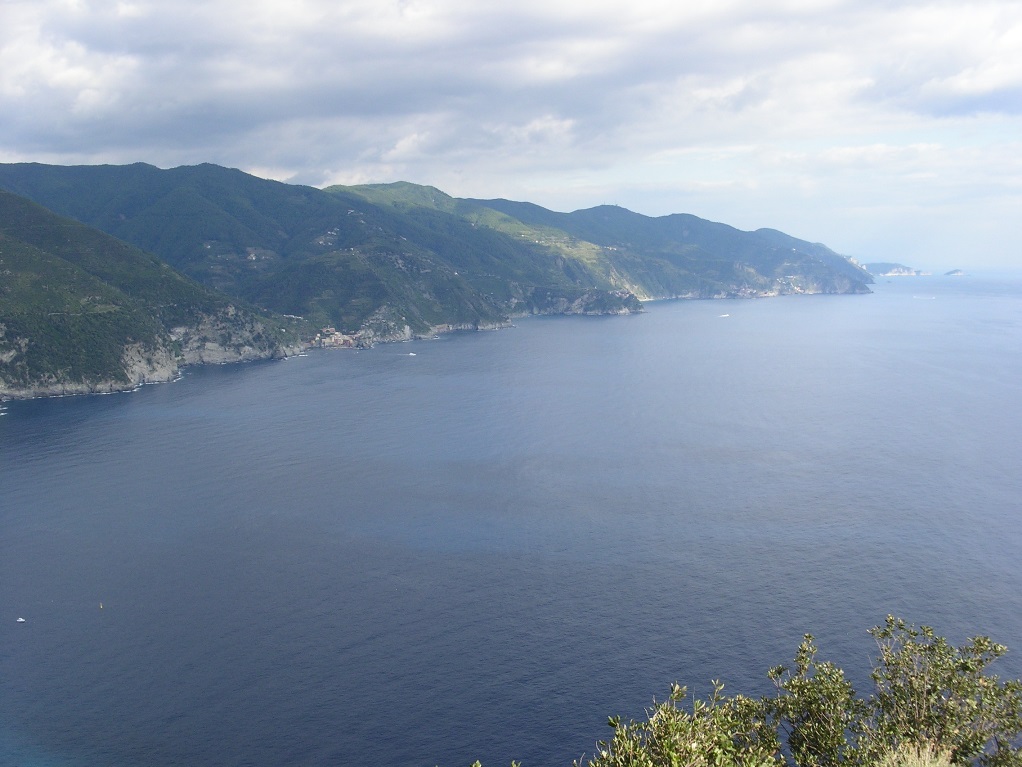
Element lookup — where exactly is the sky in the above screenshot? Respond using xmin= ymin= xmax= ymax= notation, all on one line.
xmin=2 ymin=0 xmax=1021 ymax=270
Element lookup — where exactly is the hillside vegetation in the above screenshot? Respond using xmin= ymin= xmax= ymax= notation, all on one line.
xmin=0 ymin=190 xmax=302 ymax=399
xmin=0 ymin=163 xmax=871 ymax=345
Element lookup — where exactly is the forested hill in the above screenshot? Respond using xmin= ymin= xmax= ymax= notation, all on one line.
xmin=348 ymin=183 xmax=870 ymax=301
xmin=0 ymin=163 xmax=871 ymax=347
xmin=0 ymin=190 xmax=302 ymax=400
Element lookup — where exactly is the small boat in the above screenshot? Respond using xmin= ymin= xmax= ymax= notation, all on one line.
xmin=16 ymin=617 xmax=26 ymax=623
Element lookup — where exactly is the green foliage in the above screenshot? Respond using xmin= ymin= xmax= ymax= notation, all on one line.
xmin=866 ymin=617 xmax=1022 ymax=767
xmin=578 ymin=682 xmax=782 ymax=767
xmin=767 ymin=636 xmax=868 ymax=767
xmin=0 ymin=307 xmax=155 ymax=386
xmin=583 ymin=619 xmax=1021 ymax=767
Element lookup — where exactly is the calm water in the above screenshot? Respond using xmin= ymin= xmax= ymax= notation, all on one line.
xmin=2 ymin=276 xmax=1021 ymax=767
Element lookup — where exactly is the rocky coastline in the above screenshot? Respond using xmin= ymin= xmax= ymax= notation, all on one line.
xmin=0 ymin=309 xmax=305 ymax=402
xmin=0 ymin=342 xmax=305 ymax=401
xmin=1 ymin=282 xmax=864 ymax=402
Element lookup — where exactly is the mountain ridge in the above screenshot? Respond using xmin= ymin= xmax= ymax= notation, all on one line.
xmin=0 ymin=163 xmax=871 ymax=309
xmin=0 ymin=162 xmax=873 ymax=398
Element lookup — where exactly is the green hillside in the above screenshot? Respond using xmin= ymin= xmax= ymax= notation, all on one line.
xmin=0 ymin=163 xmax=870 ymax=348
xmin=462 ymin=198 xmax=872 ymax=298
xmin=342 ymin=182 xmax=871 ymax=299
xmin=0 ymin=164 xmax=638 ymax=337
xmin=0 ymin=190 xmax=302 ymax=399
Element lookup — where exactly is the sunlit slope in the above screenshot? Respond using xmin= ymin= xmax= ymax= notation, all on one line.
xmin=345 ymin=182 xmax=872 ymax=299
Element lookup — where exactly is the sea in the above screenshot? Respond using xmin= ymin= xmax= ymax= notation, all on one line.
xmin=2 ymin=274 xmax=1021 ymax=767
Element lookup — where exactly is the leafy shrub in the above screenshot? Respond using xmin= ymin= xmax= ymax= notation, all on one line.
xmin=578 ymin=681 xmax=781 ymax=767
xmin=866 ymin=617 xmax=1022 ymax=767
xmin=576 ymin=618 xmax=1021 ymax=767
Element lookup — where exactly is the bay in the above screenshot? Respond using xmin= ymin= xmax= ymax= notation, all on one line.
xmin=2 ymin=275 xmax=1021 ymax=767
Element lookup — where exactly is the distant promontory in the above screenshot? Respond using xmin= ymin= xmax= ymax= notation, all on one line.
xmin=863 ymin=262 xmax=930 ymax=277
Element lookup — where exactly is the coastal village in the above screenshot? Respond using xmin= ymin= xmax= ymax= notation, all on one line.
xmin=315 ymin=327 xmax=357 ymax=348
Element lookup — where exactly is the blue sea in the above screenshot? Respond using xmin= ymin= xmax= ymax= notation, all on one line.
xmin=2 ymin=275 xmax=1021 ymax=767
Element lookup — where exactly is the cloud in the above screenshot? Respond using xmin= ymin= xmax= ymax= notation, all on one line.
xmin=1 ymin=0 xmax=1021 ymax=267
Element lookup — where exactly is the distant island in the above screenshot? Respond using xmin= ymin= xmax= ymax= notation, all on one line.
xmin=863 ymin=262 xmax=930 ymax=277
xmin=1 ymin=162 xmax=874 ymax=400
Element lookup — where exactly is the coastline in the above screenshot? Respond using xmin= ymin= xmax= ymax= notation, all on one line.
xmin=1 ymin=282 xmax=872 ymax=402
xmin=0 ymin=340 xmax=305 ymax=403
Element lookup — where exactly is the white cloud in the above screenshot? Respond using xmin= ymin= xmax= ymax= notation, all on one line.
xmin=1 ymin=0 xmax=1021 ymax=267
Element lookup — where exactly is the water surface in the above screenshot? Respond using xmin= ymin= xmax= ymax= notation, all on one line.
xmin=2 ymin=275 xmax=1021 ymax=766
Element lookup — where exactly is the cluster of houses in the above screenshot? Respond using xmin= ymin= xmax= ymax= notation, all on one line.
xmin=315 ymin=327 xmax=357 ymax=348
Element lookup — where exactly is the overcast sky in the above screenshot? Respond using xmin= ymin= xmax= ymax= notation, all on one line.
xmin=2 ymin=0 xmax=1021 ymax=270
